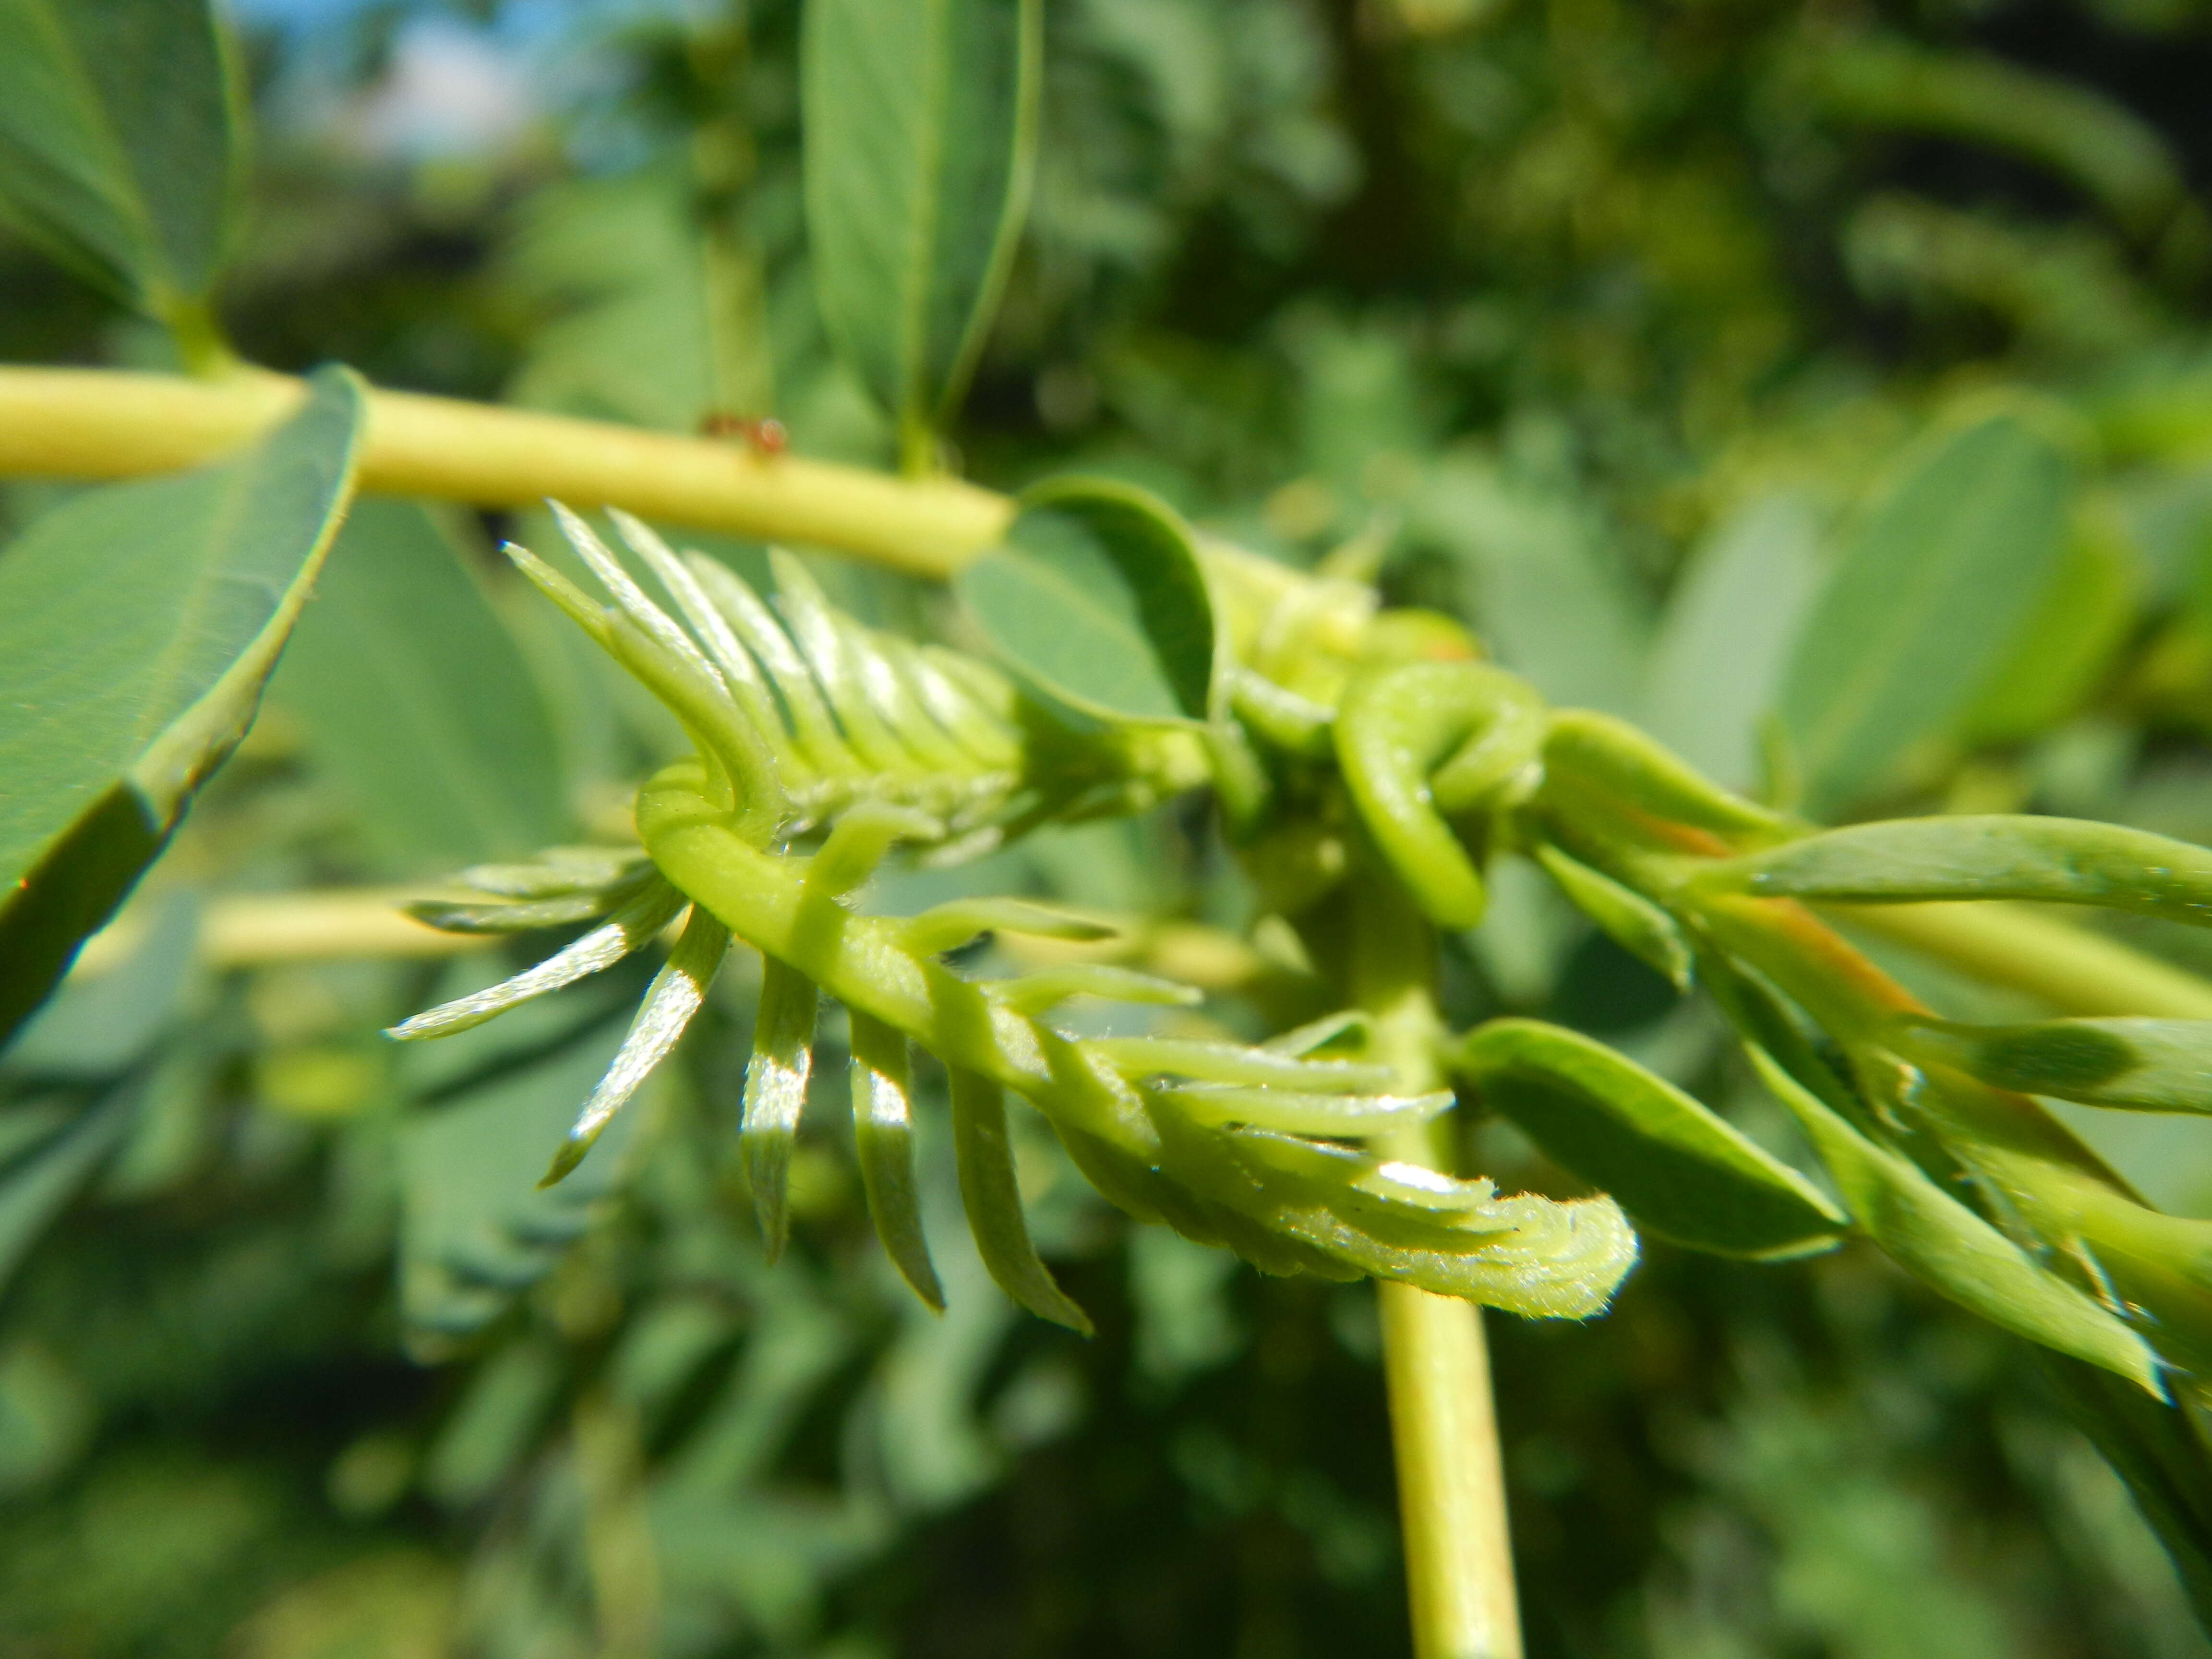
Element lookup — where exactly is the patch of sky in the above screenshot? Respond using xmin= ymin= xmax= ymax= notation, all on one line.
xmin=240 ymin=0 xmax=702 ymax=171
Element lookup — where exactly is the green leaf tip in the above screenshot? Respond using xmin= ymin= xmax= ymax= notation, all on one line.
xmin=1534 ymin=844 xmax=1695 ymax=992
xmin=950 ymin=1068 xmax=1093 ymax=1334
xmin=1746 ymin=1045 xmax=2167 ymax=1398
xmin=537 ymin=1134 xmax=591 ymax=1190
xmin=741 ymin=958 xmax=820 ymax=1262
xmin=848 ymin=1010 xmax=945 ymax=1310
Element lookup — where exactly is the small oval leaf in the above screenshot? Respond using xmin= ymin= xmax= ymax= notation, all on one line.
xmin=273 ymin=500 xmax=573 ymax=870
xmin=1452 ymin=1019 xmax=1847 ymax=1260
xmin=955 ymin=477 xmax=1216 ymax=727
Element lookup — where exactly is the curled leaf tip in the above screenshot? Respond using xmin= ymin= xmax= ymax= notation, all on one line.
xmin=537 ymin=1137 xmax=591 ymax=1189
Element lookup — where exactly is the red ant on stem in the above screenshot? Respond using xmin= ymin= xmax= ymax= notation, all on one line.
xmin=699 ymin=411 xmax=788 ymax=457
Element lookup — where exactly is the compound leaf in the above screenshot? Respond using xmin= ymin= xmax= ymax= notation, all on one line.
xmin=0 ymin=1082 xmax=139 ymax=1297
xmin=398 ymin=992 xmax=642 ymax=1335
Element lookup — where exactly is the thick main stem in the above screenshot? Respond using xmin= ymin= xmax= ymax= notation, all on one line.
xmin=1344 ymin=880 xmax=1523 ymax=1659
xmin=1377 ymin=1283 xmax=1519 ymax=1659
xmin=0 ymin=367 xmax=1009 ymax=579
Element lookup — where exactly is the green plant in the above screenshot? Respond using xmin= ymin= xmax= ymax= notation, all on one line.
xmin=358 ymin=469 xmax=2212 ymax=1653
xmin=10 ymin=2 xmax=2212 ymax=1656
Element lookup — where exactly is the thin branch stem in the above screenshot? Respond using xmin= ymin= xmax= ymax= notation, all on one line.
xmin=72 ymin=890 xmax=488 ymax=976
xmin=0 ymin=366 xmax=1009 ymax=579
xmin=154 ymin=295 xmax=239 ymax=380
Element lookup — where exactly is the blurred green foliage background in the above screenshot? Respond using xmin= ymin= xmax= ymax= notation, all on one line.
xmin=14 ymin=0 xmax=2212 ymax=1654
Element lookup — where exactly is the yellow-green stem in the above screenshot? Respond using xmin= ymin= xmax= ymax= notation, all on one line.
xmin=1347 ymin=879 xmax=1523 ymax=1659
xmin=155 ymin=295 xmax=239 ymax=380
xmin=73 ymin=889 xmax=487 ymax=975
xmin=0 ymin=366 xmax=1008 ymax=579
xmin=1377 ymin=1280 xmax=1520 ymax=1659
xmin=898 ymin=414 xmax=939 ymax=480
